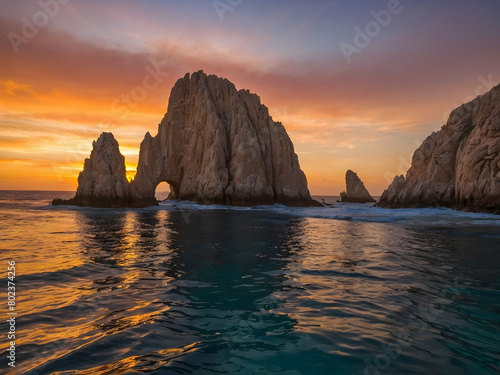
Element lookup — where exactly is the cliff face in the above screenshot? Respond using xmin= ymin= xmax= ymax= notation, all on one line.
xmin=340 ymin=170 xmax=375 ymax=203
xmin=53 ymin=71 xmax=318 ymax=208
xmin=130 ymin=71 xmax=319 ymax=207
xmin=378 ymin=84 xmax=500 ymax=213
xmin=52 ymin=132 xmax=131 ymax=208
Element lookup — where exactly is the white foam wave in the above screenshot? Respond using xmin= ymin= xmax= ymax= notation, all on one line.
xmin=157 ymin=200 xmax=500 ymax=226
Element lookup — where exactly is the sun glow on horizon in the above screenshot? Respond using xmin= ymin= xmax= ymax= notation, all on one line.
xmin=1 ymin=1 xmax=499 ymax=195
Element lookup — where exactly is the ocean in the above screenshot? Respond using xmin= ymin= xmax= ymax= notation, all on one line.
xmin=1 ymin=190 xmax=500 ymax=375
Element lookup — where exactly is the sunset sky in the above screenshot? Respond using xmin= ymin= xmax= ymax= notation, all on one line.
xmin=1 ymin=0 xmax=500 ymax=195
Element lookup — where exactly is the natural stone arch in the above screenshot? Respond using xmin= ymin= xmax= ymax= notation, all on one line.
xmin=155 ymin=181 xmax=173 ymax=201
xmin=53 ymin=71 xmax=320 ymax=208
xmin=129 ymin=71 xmax=319 ymax=207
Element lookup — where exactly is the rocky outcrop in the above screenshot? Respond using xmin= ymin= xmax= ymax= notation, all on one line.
xmin=378 ymin=83 xmax=500 ymax=213
xmin=130 ymin=70 xmax=320 ymax=207
xmin=52 ymin=132 xmax=133 ymax=208
xmin=53 ymin=71 xmax=320 ymax=208
xmin=340 ymin=170 xmax=375 ymax=203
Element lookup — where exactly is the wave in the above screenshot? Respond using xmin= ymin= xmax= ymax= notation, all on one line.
xmin=30 ymin=198 xmax=500 ymax=226
xmin=150 ymin=200 xmax=500 ymax=226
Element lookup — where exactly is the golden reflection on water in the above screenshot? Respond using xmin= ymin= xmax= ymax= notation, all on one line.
xmin=2 ymin=208 xmax=183 ymax=374
xmin=4 ymin=208 xmax=395 ymax=373
xmin=77 ymin=211 xmax=138 ymax=267
xmin=3 ymin=191 xmax=500 ymax=374
xmin=63 ymin=342 xmax=200 ymax=375
xmin=5 ymin=199 xmax=487 ymax=374
xmin=96 ymin=299 xmax=171 ymax=335
xmin=276 ymin=217 xmax=402 ymax=349
xmin=3 ymin=208 xmax=85 ymax=275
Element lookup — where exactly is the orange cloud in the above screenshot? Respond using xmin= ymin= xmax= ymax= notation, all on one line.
xmin=1 ymin=6 xmax=499 ymax=196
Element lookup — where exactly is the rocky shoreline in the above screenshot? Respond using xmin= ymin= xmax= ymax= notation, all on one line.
xmin=377 ymin=84 xmax=500 ymax=214
xmin=53 ymin=74 xmax=499 ymax=213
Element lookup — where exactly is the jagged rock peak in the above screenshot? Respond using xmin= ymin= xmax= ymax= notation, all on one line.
xmin=52 ymin=132 xmax=133 ymax=208
xmin=377 ymin=83 xmax=500 ymax=213
xmin=53 ymin=72 xmax=321 ymax=208
xmin=340 ymin=170 xmax=375 ymax=203
xmin=130 ymin=70 xmax=321 ymax=207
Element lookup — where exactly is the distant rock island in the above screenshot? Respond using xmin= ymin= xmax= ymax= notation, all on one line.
xmin=340 ymin=170 xmax=375 ymax=203
xmin=378 ymin=83 xmax=500 ymax=213
xmin=53 ymin=71 xmax=321 ymax=208
xmin=52 ymin=132 xmax=130 ymax=208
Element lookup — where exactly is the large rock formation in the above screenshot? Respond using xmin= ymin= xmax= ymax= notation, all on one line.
xmin=52 ymin=132 xmax=131 ymax=208
xmin=378 ymin=83 xmax=500 ymax=213
xmin=130 ymin=70 xmax=320 ymax=207
xmin=340 ymin=170 xmax=375 ymax=203
xmin=53 ymin=71 xmax=320 ymax=208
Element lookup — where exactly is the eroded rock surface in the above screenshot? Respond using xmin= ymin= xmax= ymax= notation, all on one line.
xmin=378 ymin=84 xmax=500 ymax=213
xmin=53 ymin=71 xmax=319 ymax=208
xmin=340 ymin=170 xmax=375 ymax=203
xmin=52 ymin=132 xmax=132 ymax=208
xmin=130 ymin=71 xmax=319 ymax=207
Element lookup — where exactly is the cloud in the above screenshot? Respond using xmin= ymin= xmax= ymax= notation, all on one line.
xmin=2 ymin=6 xmax=498 ymax=139
xmin=1 ymin=0 xmax=500 ymax=194
xmin=1 ymin=80 xmax=39 ymax=98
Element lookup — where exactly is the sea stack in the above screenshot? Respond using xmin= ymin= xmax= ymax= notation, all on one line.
xmin=378 ymin=83 xmax=500 ymax=213
xmin=52 ymin=132 xmax=132 ymax=208
xmin=53 ymin=71 xmax=320 ymax=208
xmin=339 ymin=170 xmax=375 ymax=203
xmin=130 ymin=70 xmax=320 ymax=207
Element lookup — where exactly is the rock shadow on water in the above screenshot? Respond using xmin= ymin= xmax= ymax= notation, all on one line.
xmin=36 ymin=208 xmax=312 ymax=374
xmin=154 ymin=211 xmax=304 ymax=355
xmin=75 ymin=210 xmax=132 ymax=266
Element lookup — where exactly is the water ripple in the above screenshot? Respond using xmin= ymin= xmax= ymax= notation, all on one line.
xmin=1 ymin=192 xmax=500 ymax=374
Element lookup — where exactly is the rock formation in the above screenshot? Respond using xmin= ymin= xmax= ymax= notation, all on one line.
xmin=339 ymin=170 xmax=375 ymax=203
xmin=129 ymin=70 xmax=320 ymax=207
xmin=53 ymin=71 xmax=320 ymax=208
xmin=52 ymin=132 xmax=131 ymax=208
xmin=378 ymin=83 xmax=500 ymax=213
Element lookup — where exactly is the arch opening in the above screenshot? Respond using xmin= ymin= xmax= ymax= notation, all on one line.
xmin=155 ymin=181 xmax=171 ymax=202
xmin=155 ymin=180 xmax=180 ymax=202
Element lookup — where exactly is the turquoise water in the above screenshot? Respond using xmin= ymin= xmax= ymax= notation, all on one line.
xmin=1 ymin=191 xmax=500 ymax=374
